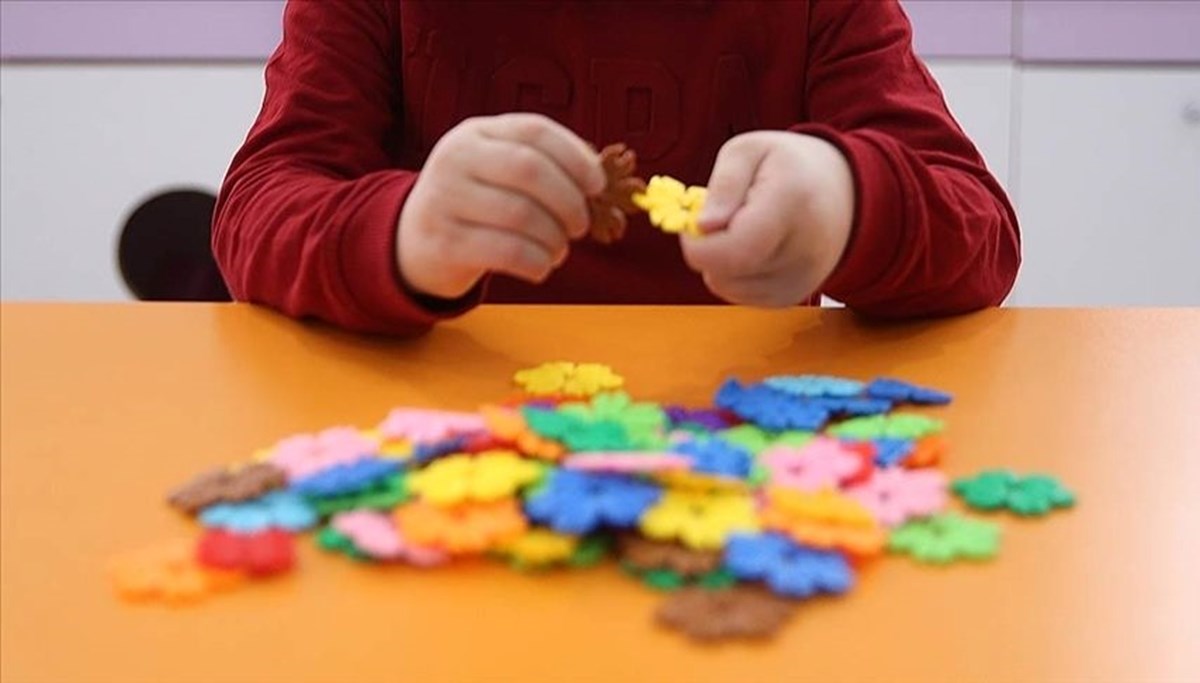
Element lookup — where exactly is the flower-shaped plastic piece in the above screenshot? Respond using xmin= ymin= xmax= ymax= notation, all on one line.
xmin=656 ymin=585 xmax=797 ymax=642
xmin=513 ymin=361 xmax=625 ymax=398
xmin=865 ymin=438 xmax=915 ymax=467
xmin=617 ymin=534 xmax=722 ymax=577
xmin=564 ymin=451 xmax=691 ymax=474
xmin=308 ymin=472 xmax=408 ymax=517
xmin=763 ymin=374 xmax=864 ymax=398
xmin=716 ymin=424 xmax=813 ymax=456
xmin=866 ymin=377 xmax=953 ymax=405
xmin=805 ymin=396 xmax=894 ymax=417
xmin=316 ymin=525 xmax=371 ymax=562
xmin=587 ymin=143 xmax=647 ymax=244
xmin=715 ymin=379 xmax=831 ymax=431
xmin=268 ymin=427 xmax=379 ymax=482
xmin=846 ymin=468 xmax=948 ymax=527
xmin=567 ymin=534 xmax=612 ymax=567
xmin=330 ymin=510 xmax=448 ymax=566
xmin=889 ymin=513 xmax=1000 ymax=563
xmin=557 ymin=392 xmax=667 ymax=449
xmin=407 ymin=451 xmax=544 ymax=506
xmin=827 ymin=413 xmax=943 ymax=441
xmin=377 ymin=408 xmax=487 ymax=445
xmin=664 ymin=406 xmax=737 ymax=431
xmin=760 ymin=488 xmax=886 ymax=556
xmin=759 ymin=437 xmax=866 ymax=492
xmin=198 ymin=491 xmax=318 ymax=533
xmin=480 ymin=405 xmax=565 ymax=461
xmin=522 ymin=407 xmax=632 ymax=452
xmin=167 ymin=463 xmax=288 ymax=514
xmin=291 ymin=457 xmax=401 ymax=498
xmin=633 ymin=175 xmax=707 ymax=236
xmin=952 ymin=470 xmax=1076 ymax=516
xmin=903 ymin=434 xmax=949 ymax=469
xmin=723 ymin=532 xmax=853 ymax=598
xmin=524 ymin=469 xmax=662 ymax=534
xmin=394 ymin=499 xmax=528 ymax=555
xmin=639 ymin=490 xmax=760 ymax=551
xmin=109 ymin=539 xmax=242 ymax=604
xmin=672 ymin=437 xmax=753 ymax=479
xmin=496 ymin=528 xmax=580 ymax=569
xmin=195 ymin=528 xmax=295 ymax=577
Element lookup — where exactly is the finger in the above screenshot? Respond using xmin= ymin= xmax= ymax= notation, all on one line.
xmin=453 ymin=222 xmax=559 ymax=283
xmin=478 ymin=113 xmax=606 ymax=196
xmin=451 ymin=182 xmax=569 ymax=262
xmin=681 ymin=184 xmax=788 ymax=279
xmin=697 ymin=134 xmax=768 ymax=233
xmin=467 ymin=137 xmax=591 ymax=240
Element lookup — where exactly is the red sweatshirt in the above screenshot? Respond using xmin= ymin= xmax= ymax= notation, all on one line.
xmin=214 ymin=0 xmax=1020 ymax=335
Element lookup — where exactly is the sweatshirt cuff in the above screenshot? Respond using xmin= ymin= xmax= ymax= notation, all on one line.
xmin=339 ymin=170 xmax=483 ymax=328
xmin=789 ymin=124 xmax=906 ymax=303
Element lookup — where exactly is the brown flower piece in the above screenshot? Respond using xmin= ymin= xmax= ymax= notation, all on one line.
xmin=587 ymin=143 xmax=647 ymax=244
xmin=617 ymin=533 xmax=721 ymax=577
xmin=167 ymin=463 xmax=287 ymax=514
xmin=656 ymin=586 xmax=797 ymax=642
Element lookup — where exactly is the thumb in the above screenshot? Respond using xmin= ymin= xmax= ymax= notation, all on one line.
xmin=697 ymin=134 xmax=768 ymax=233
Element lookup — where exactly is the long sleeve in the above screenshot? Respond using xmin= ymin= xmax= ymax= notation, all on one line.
xmin=212 ymin=0 xmax=474 ymax=335
xmin=796 ymin=0 xmax=1021 ymax=317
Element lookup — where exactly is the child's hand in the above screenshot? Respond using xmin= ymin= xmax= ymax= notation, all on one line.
xmin=683 ymin=132 xmax=854 ymax=307
xmin=398 ymin=114 xmax=606 ymax=299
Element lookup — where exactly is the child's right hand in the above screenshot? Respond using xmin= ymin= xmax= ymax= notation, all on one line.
xmin=397 ymin=114 xmax=606 ymax=300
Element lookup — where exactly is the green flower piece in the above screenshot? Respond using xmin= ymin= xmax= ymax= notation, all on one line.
xmin=522 ymin=407 xmax=632 ymax=451
xmin=308 ymin=472 xmax=408 ymax=517
xmin=621 ymin=563 xmax=738 ymax=592
xmin=316 ymin=525 xmax=372 ymax=561
xmin=696 ymin=567 xmax=738 ymax=590
xmin=889 ymin=513 xmax=1000 ymax=564
xmin=952 ymin=470 xmax=1076 ymax=516
xmin=559 ymin=392 xmax=667 ymax=449
xmin=717 ymin=424 xmax=814 ymax=455
xmin=568 ymin=535 xmax=612 ymax=568
xmin=827 ymin=414 xmax=942 ymax=440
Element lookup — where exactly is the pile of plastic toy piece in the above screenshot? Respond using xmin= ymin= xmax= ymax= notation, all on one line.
xmin=108 ymin=363 xmax=1075 ymax=642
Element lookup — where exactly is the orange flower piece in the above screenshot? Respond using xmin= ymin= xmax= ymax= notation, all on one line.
xmin=108 ymin=539 xmax=242 ymax=605
xmin=393 ymin=499 xmax=528 ymax=555
xmin=760 ymin=488 xmax=886 ymax=557
xmin=481 ymin=405 xmax=565 ymax=461
xmin=904 ymin=435 xmax=949 ymax=469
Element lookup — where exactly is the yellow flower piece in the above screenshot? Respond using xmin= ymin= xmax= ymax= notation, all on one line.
xmin=512 ymin=361 xmax=624 ymax=398
xmin=639 ymin=490 xmax=759 ymax=551
xmin=760 ymin=488 xmax=886 ymax=557
xmin=408 ymin=451 xmax=544 ymax=506
xmin=632 ymin=175 xmax=707 ymax=236
xmin=498 ymin=529 xmax=579 ymax=569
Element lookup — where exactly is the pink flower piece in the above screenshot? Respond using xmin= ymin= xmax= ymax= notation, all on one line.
xmin=846 ymin=467 xmax=948 ymax=527
xmin=269 ymin=427 xmax=378 ymax=482
xmin=377 ymin=409 xmax=487 ymax=444
xmin=761 ymin=437 xmax=862 ymax=492
xmin=564 ymin=452 xmax=692 ymax=474
xmin=331 ymin=510 xmax=449 ymax=567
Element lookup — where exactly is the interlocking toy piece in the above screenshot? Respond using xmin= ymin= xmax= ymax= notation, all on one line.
xmin=952 ymin=470 xmax=1076 ymax=516
xmin=316 ymin=525 xmax=371 ymax=562
xmin=330 ymin=509 xmax=448 ymax=566
xmin=292 ymin=457 xmax=401 ymax=498
xmin=763 ymin=375 xmax=864 ymax=398
xmin=866 ymin=378 xmax=953 ymax=406
xmin=760 ymin=488 xmax=886 ymax=557
xmin=664 ymin=406 xmax=737 ymax=431
xmin=109 ymin=539 xmax=243 ymax=604
xmin=587 ymin=143 xmax=647 ymax=244
xmin=377 ymin=409 xmax=487 ymax=445
xmin=867 ymin=438 xmax=916 ymax=467
xmin=903 ymin=434 xmax=949 ymax=469
xmin=195 ymin=528 xmax=295 ymax=576
xmin=394 ymin=499 xmax=527 ymax=555
xmin=513 ymin=362 xmax=625 ymax=398
xmin=828 ymin=414 xmax=943 ymax=441
xmin=723 ymin=532 xmax=853 ymax=598
xmin=656 ymin=586 xmax=797 ymax=642
xmin=639 ymin=490 xmax=760 ymax=551
xmin=198 ymin=491 xmax=318 ymax=533
xmin=522 ymin=407 xmax=632 ymax=452
xmin=716 ymin=424 xmax=814 ymax=456
xmin=715 ymin=379 xmax=831 ymax=431
xmin=268 ymin=427 xmax=379 ymax=482
xmin=167 ymin=462 xmax=288 ymax=514
xmin=846 ymin=467 xmax=948 ymax=528
xmin=496 ymin=528 xmax=579 ymax=570
xmin=480 ymin=405 xmax=566 ymax=461
xmin=633 ymin=175 xmax=707 ymax=236
xmin=672 ymin=437 xmax=753 ymax=479
xmin=407 ymin=451 xmax=544 ymax=506
xmin=524 ymin=469 xmax=662 ymax=534
xmin=309 ymin=472 xmax=408 ymax=517
xmin=760 ymin=437 xmax=866 ymax=492
xmin=557 ymin=391 xmax=668 ymax=449
xmin=617 ymin=534 xmax=722 ymax=577
xmin=889 ymin=513 xmax=1000 ymax=563
xmin=564 ymin=451 xmax=692 ymax=474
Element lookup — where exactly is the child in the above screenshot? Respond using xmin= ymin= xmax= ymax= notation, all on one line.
xmin=214 ymin=0 xmax=1019 ymax=335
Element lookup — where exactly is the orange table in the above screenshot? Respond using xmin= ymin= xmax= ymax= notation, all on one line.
xmin=2 ymin=303 xmax=1199 ymax=683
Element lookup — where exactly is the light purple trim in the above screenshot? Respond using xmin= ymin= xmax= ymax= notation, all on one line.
xmin=0 ymin=0 xmax=284 ymax=61
xmin=904 ymin=0 xmax=1014 ymax=59
xmin=1019 ymin=1 xmax=1200 ymax=63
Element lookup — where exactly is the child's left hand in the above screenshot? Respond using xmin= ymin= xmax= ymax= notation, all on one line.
xmin=682 ymin=132 xmax=854 ymax=307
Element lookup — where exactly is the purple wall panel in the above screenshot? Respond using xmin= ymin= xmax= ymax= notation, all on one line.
xmin=1019 ymin=1 xmax=1200 ymax=63
xmin=904 ymin=0 xmax=1014 ymax=59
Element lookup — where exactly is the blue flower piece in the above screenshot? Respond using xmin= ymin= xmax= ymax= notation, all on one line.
xmin=292 ymin=457 xmax=400 ymax=498
xmin=672 ymin=437 xmax=753 ymax=479
xmin=868 ymin=438 xmax=915 ymax=467
xmin=805 ymin=396 xmax=893 ymax=417
xmin=198 ymin=490 xmax=317 ymax=532
xmin=524 ymin=469 xmax=662 ymax=534
xmin=723 ymin=532 xmax=853 ymax=598
xmin=865 ymin=378 xmax=953 ymax=406
xmin=715 ymin=379 xmax=830 ymax=431
xmin=763 ymin=375 xmax=864 ymax=398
